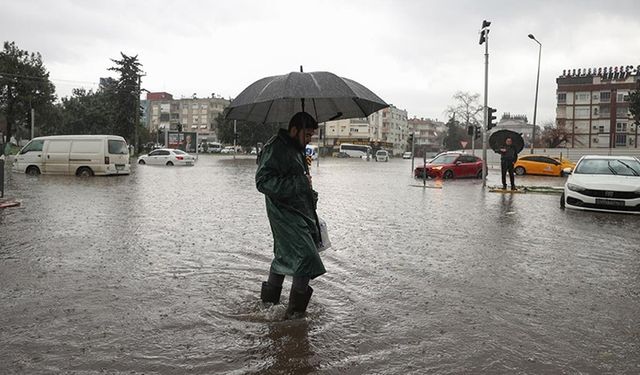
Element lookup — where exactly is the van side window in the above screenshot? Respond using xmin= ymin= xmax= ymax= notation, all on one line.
xmin=20 ymin=140 xmax=44 ymax=154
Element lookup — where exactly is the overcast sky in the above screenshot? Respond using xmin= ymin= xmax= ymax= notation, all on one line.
xmin=3 ymin=0 xmax=640 ymax=125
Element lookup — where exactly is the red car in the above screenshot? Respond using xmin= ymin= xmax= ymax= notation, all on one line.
xmin=414 ymin=152 xmax=484 ymax=179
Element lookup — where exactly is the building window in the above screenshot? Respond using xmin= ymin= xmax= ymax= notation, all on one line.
xmin=575 ymin=93 xmax=589 ymax=102
xmin=575 ymin=107 xmax=590 ymax=118
xmin=617 ymin=93 xmax=629 ymax=102
xmin=600 ymin=91 xmax=611 ymax=102
xmin=598 ymin=125 xmax=605 ymax=133
xmin=600 ymin=105 xmax=610 ymax=116
xmin=558 ymin=93 xmax=566 ymax=103
xmin=615 ymin=133 xmax=627 ymax=146
xmin=616 ymin=107 xmax=629 ymax=117
xmin=616 ymin=122 xmax=628 ymax=132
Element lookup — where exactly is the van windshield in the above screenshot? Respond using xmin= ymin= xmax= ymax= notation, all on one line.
xmin=108 ymin=140 xmax=128 ymax=154
xmin=20 ymin=139 xmax=44 ymax=154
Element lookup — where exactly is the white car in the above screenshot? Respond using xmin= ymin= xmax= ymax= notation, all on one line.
xmin=375 ymin=150 xmax=389 ymax=162
xmin=402 ymin=152 xmax=412 ymax=159
xmin=561 ymin=155 xmax=640 ymax=214
xmin=221 ymin=146 xmax=240 ymax=154
xmin=137 ymin=148 xmax=195 ymax=166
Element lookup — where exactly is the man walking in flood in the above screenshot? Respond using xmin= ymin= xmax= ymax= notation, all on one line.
xmin=499 ymin=136 xmax=519 ymax=190
xmin=255 ymin=112 xmax=325 ymax=319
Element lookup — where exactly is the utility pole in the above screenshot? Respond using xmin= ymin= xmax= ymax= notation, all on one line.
xmin=233 ymin=120 xmax=237 ymax=161
xmin=31 ymin=107 xmax=35 ymax=140
xmin=528 ymin=34 xmax=542 ymax=154
xmin=411 ymin=132 xmax=416 ymax=175
xmin=480 ymin=20 xmax=491 ymax=187
xmin=135 ymin=74 xmax=142 ymax=154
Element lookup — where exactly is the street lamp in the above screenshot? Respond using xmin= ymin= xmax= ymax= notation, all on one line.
xmin=528 ymin=33 xmax=542 ymax=154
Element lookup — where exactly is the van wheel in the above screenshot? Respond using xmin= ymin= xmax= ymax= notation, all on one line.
xmin=443 ymin=170 xmax=454 ymax=179
xmin=77 ymin=167 xmax=93 ymax=177
xmin=515 ymin=166 xmax=526 ymax=175
xmin=560 ymin=192 xmax=565 ymax=209
xmin=26 ymin=166 xmax=41 ymax=176
xmin=166 ymin=161 xmax=174 ymax=166
xmin=138 ymin=159 xmax=146 ymax=165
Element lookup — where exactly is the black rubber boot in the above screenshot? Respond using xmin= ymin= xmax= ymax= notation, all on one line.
xmin=261 ymin=281 xmax=282 ymax=305
xmin=285 ymin=286 xmax=313 ymax=320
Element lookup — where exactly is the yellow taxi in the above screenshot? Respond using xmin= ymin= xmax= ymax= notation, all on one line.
xmin=513 ymin=155 xmax=576 ymax=177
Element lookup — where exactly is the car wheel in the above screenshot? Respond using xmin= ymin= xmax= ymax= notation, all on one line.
xmin=560 ymin=192 xmax=565 ymax=209
xmin=515 ymin=166 xmax=526 ymax=175
xmin=26 ymin=166 xmax=41 ymax=176
xmin=166 ymin=161 xmax=174 ymax=166
xmin=138 ymin=159 xmax=146 ymax=165
xmin=476 ymin=169 xmax=483 ymax=179
xmin=77 ymin=167 xmax=93 ymax=177
xmin=443 ymin=170 xmax=454 ymax=179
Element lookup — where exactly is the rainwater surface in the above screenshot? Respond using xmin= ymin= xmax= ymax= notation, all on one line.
xmin=1 ymin=155 xmax=639 ymax=374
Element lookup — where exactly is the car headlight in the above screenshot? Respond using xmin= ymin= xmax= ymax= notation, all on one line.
xmin=432 ymin=166 xmax=443 ymax=170
xmin=567 ymin=183 xmax=586 ymax=192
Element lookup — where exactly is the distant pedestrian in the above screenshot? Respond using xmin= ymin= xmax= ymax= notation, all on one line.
xmin=498 ymin=137 xmax=519 ymax=190
xmin=255 ymin=112 xmax=325 ymax=319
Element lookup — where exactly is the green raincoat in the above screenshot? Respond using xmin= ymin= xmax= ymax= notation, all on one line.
xmin=256 ymin=129 xmax=326 ymax=279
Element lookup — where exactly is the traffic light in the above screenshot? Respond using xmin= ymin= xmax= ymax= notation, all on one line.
xmin=467 ymin=126 xmax=474 ymax=136
xmin=475 ymin=126 xmax=481 ymax=140
xmin=177 ymin=123 xmax=183 ymax=132
xmin=479 ymin=20 xmax=491 ymax=45
xmin=408 ymin=133 xmax=414 ymax=144
xmin=234 ymin=132 xmax=239 ymax=142
xmin=487 ymin=107 xmax=497 ymax=131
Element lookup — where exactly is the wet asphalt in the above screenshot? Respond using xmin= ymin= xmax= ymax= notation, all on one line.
xmin=1 ymin=155 xmax=639 ymax=374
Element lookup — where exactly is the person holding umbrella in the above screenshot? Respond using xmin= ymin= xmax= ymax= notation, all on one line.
xmin=498 ymin=137 xmax=519 ymax=190
xmin=256 ymin=111 xmax=325 ymax=319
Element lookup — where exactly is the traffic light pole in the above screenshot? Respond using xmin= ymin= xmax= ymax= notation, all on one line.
xmin=471 ymin=126 xmax=476 ymax=156
xmin=481 ymin=27 xmax=489 ymax=188
xmin=410 ymin=133 xmax=415 ymax=176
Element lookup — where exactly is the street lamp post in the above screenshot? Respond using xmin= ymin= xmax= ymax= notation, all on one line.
xmin=528 ymin=34 xmax=542 ymax=154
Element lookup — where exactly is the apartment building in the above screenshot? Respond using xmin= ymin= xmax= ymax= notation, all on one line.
xmin=556 ymin=65 xmax=639 ymax=148
xmin=407 ymin=117 xmax=446 ymax=152
xmin=318 ymin=104 xmax=408 ymax=155
xmin=145 ymin=92 xmax=230 ymax=142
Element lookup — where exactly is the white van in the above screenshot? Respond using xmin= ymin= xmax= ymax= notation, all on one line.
xmin=12 ymin=135 xmax=131 ymax=176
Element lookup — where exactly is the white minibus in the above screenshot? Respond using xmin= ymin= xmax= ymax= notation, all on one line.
xmin=13 ymin=135 xmax=131 ymax=176
xmin=339 ymin=143 xmax=372 ymax=158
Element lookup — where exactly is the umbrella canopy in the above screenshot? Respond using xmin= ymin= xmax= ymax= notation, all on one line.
xmin=224 ymin=71 xmax=388 ymax=124
xmin=489 ymin=129 xmax=525 ymax=153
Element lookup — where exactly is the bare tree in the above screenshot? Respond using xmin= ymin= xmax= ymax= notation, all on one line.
xmin=539 ymin=120 xmax=569 ymax=148
xmin=445 ymin=92 xmax=483 ymax=129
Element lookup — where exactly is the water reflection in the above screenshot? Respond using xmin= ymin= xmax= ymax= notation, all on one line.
xmin=263 ymin=321 xmax=315 ymax=374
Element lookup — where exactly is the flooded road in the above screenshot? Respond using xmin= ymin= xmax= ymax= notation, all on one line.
xmin=1 ymin=155 xmax=639 ymax=374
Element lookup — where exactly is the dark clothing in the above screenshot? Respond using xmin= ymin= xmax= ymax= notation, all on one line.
xmin=498 ymin=144 xmax=518 ymax=188
xmin=256 ymin=129 xmax=326 ymax=279
xmin=499 ymin=144 xmax=519 ymax=162
xmin=501 ymin=159 xmax=515 ymax=188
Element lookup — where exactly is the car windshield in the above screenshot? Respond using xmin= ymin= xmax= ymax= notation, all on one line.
xmin=574 ymin=158 xmax=640 ymax=176
xmin=430 ymin=155 xmax=458 ymax=165
xmin=173 ymin=149 xmax=186 ymax=155
xmin=376 ymin=151 xmax=387 ymax=155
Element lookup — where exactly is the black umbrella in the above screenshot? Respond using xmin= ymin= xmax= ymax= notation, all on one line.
xmin=489 ymin=129 xmax=525 ymax=153
xmin=224 ymin=70 xmax=388 ymax=124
